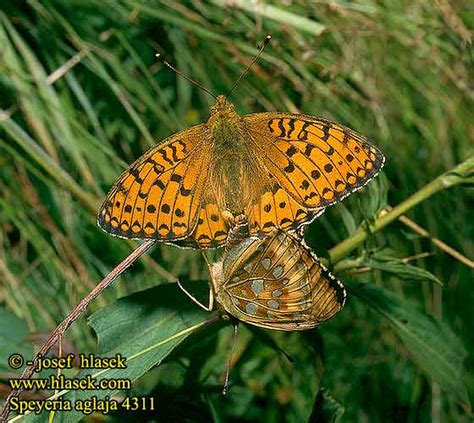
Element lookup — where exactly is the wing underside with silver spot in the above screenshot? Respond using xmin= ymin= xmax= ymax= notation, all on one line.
xmin=219 ymin=229 xmax=346 ymax=330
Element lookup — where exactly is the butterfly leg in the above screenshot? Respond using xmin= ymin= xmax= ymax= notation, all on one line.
xmin=222 ymin=321 xmax=239 ymax=395
xmin=200 ymin=251 xmax=216 ymax=312
xmin=176 ymin=278 xmax=213 ymax=312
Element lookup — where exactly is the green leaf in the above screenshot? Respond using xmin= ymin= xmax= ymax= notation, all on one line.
xmin=337 ymin=203 xmax=357 ymax=235
xmin=349 ymin=281 xmax=469 ymax=406
xmin=365 ymin=257 xmax=442 ymax=285
xmin=363 ymin=172 xmax=389 ymax=218
xmin=20 ymin=282 xmax=218 ymax=422
xmin=0 ymin=307 xmax=29 ymax=342
xmin=0 ymin=308 xmax=34 ymax=373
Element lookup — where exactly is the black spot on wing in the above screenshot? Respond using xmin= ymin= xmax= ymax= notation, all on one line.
xmin=278 ymin=119 xmax=286 ymax=137
xmin=130 ymin=168 xmax=143 ymax=184
xmin=170 ymin=174 xmax=182 ymax=183
xmin=157 ymin=149 xmax=173 ymax=165
xmin=170 ymin=143 xmax=180 ymax=162
xmin=287 ymin=118 xmax=296 ymax=138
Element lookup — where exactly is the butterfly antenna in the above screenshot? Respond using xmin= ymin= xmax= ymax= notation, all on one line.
xmin=223 ymin=321 xmax=239 ymax=395
xmin=225 ymin=35 xmax=272 ymax=101
xmin=156 ymin=54 xmax=218 ymax=100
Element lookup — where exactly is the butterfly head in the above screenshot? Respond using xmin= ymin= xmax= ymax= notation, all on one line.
xmin=208 ymin=95 xmax=241 ymax=142
xmin=210 ymin=95 xmax=237 ymax=117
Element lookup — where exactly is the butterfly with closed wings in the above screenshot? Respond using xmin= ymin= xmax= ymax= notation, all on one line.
xmin=178 ymin=215 xmax=346 ymax=330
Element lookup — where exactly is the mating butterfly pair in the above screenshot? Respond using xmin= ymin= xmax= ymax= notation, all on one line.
xmin=97 ymin=94 xmax=384 ymax=329
xmin=97 ymin=34 xmax=384 ymax=330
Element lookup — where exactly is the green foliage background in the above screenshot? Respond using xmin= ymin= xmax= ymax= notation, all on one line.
xmin=0 ymin=1 xmax=472 ymax=422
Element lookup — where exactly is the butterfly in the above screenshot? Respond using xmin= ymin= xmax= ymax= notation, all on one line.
xmin=97 ymin=96 xmax=384 ymax=248
xmin=190 ymin=217 xmax=346 ymax=330
xmin=97 ymin=41 xmax=385 ymax=249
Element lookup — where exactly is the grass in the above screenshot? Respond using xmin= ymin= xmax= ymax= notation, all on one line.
xmin=0 ymin=1 xmax=473 ymax=422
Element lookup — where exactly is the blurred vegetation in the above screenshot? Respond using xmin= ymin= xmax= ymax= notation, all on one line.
xmin=0 ymin=0 xmax=473 ymax=422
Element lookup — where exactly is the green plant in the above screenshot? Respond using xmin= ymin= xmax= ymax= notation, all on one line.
xmin=0 ymin=1 xmax=472 ymax=422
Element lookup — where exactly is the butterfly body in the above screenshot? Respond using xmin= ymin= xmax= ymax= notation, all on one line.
xmin=208 ymin=96 xmax=269 ymax=214
xmin=98 ymin=95 xmax=385 ymax=248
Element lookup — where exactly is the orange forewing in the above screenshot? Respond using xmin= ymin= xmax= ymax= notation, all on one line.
xmin=98 ymin=125 xmax=210 ymax=241
xmin=243 ymin=113 xmax=384 ymax=236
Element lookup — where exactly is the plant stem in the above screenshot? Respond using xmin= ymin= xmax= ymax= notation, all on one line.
xmin=329 ymin=155 xmax=474 ymax=263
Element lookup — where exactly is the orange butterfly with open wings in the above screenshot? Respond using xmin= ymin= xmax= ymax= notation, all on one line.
xmin=97 ymin=39 xmax=384 ymax=249
xmin=98 ymin=97 xmax=384 ymax=248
